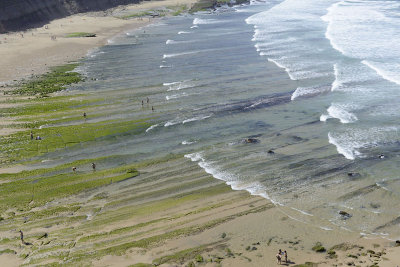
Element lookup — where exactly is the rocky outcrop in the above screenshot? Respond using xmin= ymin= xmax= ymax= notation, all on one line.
xmin=0 ymin=0 xmax=140 ymax=33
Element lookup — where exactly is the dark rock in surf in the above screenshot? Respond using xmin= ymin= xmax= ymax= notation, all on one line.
xmin=347 ymin=172 xmax=361 ymax=178
xmin=267 ymin=150 xmax=275 ymax=154
xmin=395 ymin=240 xmax=400 ymax=247
xmin=243 ymin=138 xmax=259 ymax=144
xmin=339 ymin=211 xmax=352 ymax=219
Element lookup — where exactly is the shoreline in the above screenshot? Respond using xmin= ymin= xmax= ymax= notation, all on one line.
xmin=0 ymin=0 xmax=205 ymax=85
xmin=0 ymin=1 xmax=399 ymax=266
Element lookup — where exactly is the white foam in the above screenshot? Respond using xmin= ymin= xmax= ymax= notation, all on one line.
xmin=164 ymin=80 xmax=195 ymax=91
xmin=331 ymin=63 xmax=341 ymax=91
xmin=163 ymin=81 xmax=180 ymax=86
xmin=166 ymin=92 xmax=188 ymax=100
xmin=320 ymin=114 xmax=330 ymax=122
xmin=159 ymin=65 xmax=172 ymax=68
xmin=320 ymin=226 xmax=333 ymax=231
xmin=328 ymin=132 xmax=357 ymax=160
xmin=163 ymin=50 xmax=204 ymax=58
xmin=164 ymin=120 xmax=180 ymax=127
xmin=327 ymin=126 xmax=400 ymax=160
xmin=146 ymin=124 xmax=159 ymax=133
xmin=190 ymin=25 xmax=199 ymax=29
xmin=182 ymin=115 xmax=211 ymax=124
xmin=185 ymin=152 xmax=283 ymax=206
xmin=326 ymin=103 xmax=358 ymax=124
xmin=291 ymin=85 xmax=330 ymax=100
xmin=322 ymin=0 xmax=400 ymax=87
xmin=362 ymin=60 xmax=400 ymax=86
xmin=193 ymin=18 xmax=224 ymax=25
xmin=178 ymin=31 xmax=190 ymax=35
xmin=182 ymin=140 xmax=196 ymax=145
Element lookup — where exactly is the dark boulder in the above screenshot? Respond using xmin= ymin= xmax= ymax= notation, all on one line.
xmin=339 ymin=211 xmax=352 ymax=219
xmin=244 ymin=138 xmax=259 ymax=144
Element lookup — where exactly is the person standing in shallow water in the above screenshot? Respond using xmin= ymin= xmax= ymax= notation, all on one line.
xmin=91 ymin=162 xmax=96 ymax=171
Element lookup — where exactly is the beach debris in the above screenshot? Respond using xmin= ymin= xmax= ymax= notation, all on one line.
xmin=91 ymin=162 xmax=96 ymax=171
xmin=378 ymin=154 xmax=385 ymax=159
xmin=395 ymin=240 xmax=400 ymax=247
xmin=72 ymin=167 xmax=77 ymax=172
xmin=267 ymin=150 xmax=275 ymax=154
xmin=339 ymin=210 xmax=352 ymax=219
xmin=221 ymin=232 xmax=226 ymax=239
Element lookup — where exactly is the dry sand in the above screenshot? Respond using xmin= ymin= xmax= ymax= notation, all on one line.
xmin=0 ymin=0 xmax=200 ymax=84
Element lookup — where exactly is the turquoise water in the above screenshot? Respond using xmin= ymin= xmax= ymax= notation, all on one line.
xmin=47 ymin=1 xmax=400 ymax=239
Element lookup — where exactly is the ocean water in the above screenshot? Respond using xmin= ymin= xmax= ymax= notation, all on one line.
xmin=56 ymin=0 xmax=400 ymax=239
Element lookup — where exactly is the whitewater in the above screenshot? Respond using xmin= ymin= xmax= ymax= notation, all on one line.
xmin=77 ymin=0 xmax=400 ymax=241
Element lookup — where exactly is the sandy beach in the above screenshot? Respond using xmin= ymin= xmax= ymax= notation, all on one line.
xmin=0 ymin=0 xmax=202 ymax=85
xmin=0 ymin=0 xmax=399 ymax=266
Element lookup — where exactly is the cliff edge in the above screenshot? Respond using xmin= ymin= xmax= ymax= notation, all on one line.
xmin=0 ymin=0 xmax=140 ymax=33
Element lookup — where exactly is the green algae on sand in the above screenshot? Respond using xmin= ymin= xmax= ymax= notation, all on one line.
xmin=11 ymin=63 xmax=83 ymax=96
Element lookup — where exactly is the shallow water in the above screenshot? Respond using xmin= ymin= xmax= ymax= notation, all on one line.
xmin=50 ymin=1 xmax=400 ymax=239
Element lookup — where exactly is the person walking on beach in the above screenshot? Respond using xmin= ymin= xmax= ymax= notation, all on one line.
xmin=141 ymin=100 xmax=144 ymax=106
xmin=276 ymin=250 xmax=282 ymax=265
xmin=151 ymin=106 xmax=154 ymax=111
xmin=146 ymin=97 xmax=149 ymax=104
xmin=83 ymin=112 xmax=87 ymax=119
xmin=30 ymin=131 xmax=34 ymax=140
xmin=91 ymin=162 xmax=96 ymax=171
xmin=19 ymin=230 xmax=24 ymax=243
xmin=284 ymin=250 xmax=288 ymax=263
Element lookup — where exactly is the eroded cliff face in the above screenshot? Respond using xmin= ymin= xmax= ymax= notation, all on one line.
xmin=0 ymin=0 xmax=139 ymax=33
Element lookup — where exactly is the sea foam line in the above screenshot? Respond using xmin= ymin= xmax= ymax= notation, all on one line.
xmin=325 ymin=104 xmax=358 ymax=124
xmin=146 ymin=124 xmax=159 ymax=133
xmin=328 ymin=132 xmax=357 ymax=160
xmin=362 ymin=60 xmax=400 ymax=86
xmin=184 ymin=152 xmax=283 ymax=206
